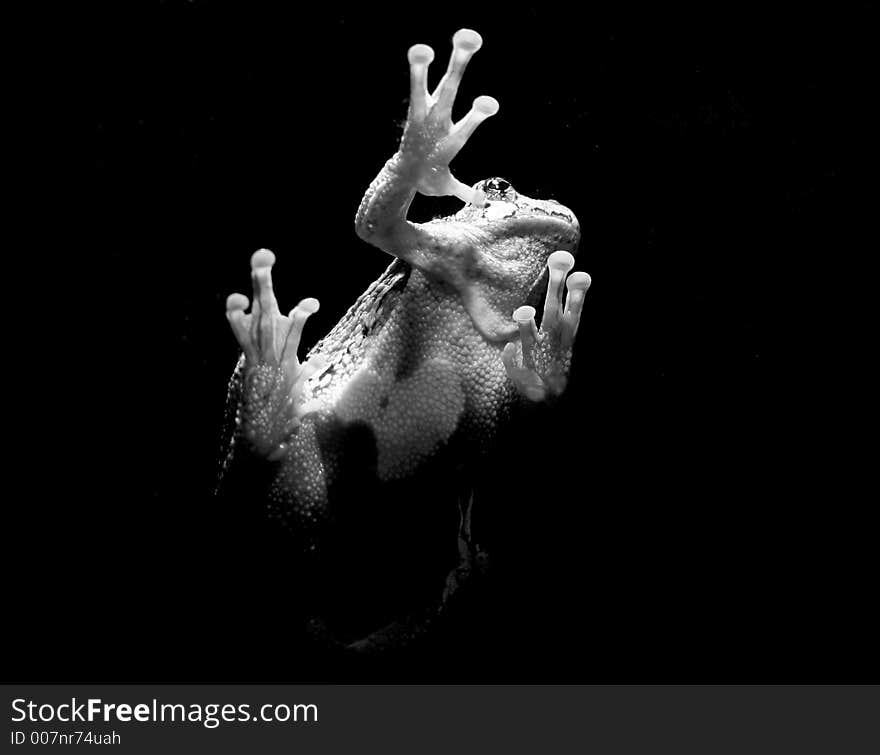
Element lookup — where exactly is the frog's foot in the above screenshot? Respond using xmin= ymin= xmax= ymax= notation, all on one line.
xmin=226 ymin=249 xmax=326 ymax=460
xmin=403 ymin=29 xmax=499 ymax=206
xmin=306 ymin=609 xmax=435 ymax=656
xmin=502 ymin=251 xmax=592 ymax=401
xmin=442 ymin=490 xmax=489 ymax=604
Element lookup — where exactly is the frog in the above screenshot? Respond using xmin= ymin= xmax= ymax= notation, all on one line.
xmin=218 ymin=29 xmax=591 ymax=651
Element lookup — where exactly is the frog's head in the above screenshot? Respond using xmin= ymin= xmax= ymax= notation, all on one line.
xmin=432 ymin=177 xmax=581 ymax=341
xmin=456 ymin=177 xmax=579 ymax=235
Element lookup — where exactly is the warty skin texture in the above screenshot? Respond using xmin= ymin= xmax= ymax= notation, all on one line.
xmin=219 ymin=29 xmax=589 ymax=646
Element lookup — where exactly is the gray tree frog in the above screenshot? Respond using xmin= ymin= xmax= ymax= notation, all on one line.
xmin=219 ymin=29 xmax=591 ymax=650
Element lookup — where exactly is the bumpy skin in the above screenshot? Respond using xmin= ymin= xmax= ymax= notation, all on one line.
xmin=219 ymin=30 xmax=589 ymax=646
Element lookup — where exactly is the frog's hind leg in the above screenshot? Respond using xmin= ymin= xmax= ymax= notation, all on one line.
xmin=442 ymin=489 xmax=489 ymax=604
xmin=309 ymin=488 xmax=488 ymax=656
xmin=354 ymin=490 xmax=487 ymax=651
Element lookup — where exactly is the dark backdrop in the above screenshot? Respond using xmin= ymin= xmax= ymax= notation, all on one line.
xmin=14 ymin=2 xmax=872 ymax=682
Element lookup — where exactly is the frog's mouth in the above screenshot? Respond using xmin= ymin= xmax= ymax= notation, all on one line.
xmin=486 ymin=200 xmax=581 ymax=254
xmin=482 ymin=198 xmax=576 ymax=223
xmin=525 ymin=199 xmax=579 ymax=227
xmin=507 ymin=199 xmax=579 ymax=234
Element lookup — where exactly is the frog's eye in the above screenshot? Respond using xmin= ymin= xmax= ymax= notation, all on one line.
xmin=476 ymin=177 xmax=516 ymax=201
xmin=486 ymin=177 xmax=511 ymax=193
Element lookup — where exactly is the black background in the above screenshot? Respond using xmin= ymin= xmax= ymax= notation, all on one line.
xmin=12 ymin=2 xmax=873 ymax=681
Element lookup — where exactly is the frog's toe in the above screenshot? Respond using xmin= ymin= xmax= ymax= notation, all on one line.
xmin=502 ymin=306 xmax=549 ymax=402
xmin=443 ymin=94 xmax=499 ymax=165
xmin=250 ymin=249 xmax=284 ymax=362
xmin=541 ymin=251 xmax=576 ymax=333
xmin=560 ymin=271 xmax=591 ymax=350
xmin=514 ymin=305 xmax=539 ymax=371
xmin=226 ymin=292 xmax=256 ymax=361
xmin=539 ymin=251 xmax=591 ymax=350
xmin=280 ymin=298 xmax=320 ymax=370
xmin=443 ymin=171 xmax=490 ymax=208
xmin=407 ymin=43 xmax=435 ymax=122
xmin=280 ymin=297 xmax=327 ymax=394
xmin=432 ymin=29 xmax=483 ymax=122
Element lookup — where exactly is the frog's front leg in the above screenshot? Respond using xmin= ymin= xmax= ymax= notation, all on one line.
xmin=502 ymin=251 xmax=592 ymax=401
xmin=226 ymin=249 xmax=326 ymax=460
xmin=355 ymin=29 xmax=498 ymax=262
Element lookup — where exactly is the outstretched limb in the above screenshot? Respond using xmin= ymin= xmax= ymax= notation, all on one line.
xmin=355 ymin=29 xmax=499 ymax=261
xmin=502 ymin=251 xmax=592 ymax=401
xmin=225 ymin=249 xmax=326 ymax=460
xmin=401 ymin=30 xmax=499 ymax=205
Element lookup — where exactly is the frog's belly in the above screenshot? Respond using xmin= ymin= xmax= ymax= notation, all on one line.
xmin=330 ymin=358 xmax=466 ymax=481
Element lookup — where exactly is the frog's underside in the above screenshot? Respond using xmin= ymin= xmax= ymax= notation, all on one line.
xmin=217 ymin=29 xmax=590 ymax=651
xmin=218 ymin=249 xmax=565 ymax=645
xmin=218 ymin=257 xmax=513 ymax=643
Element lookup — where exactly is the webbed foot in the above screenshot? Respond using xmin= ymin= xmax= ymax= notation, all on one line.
xmin=502 ymin=251 xmax=592 ymax=401
xmin=226 ymin=249 xmax=326 ymax=459
xmin=402 ymin=29 xmax=499 ymax=206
